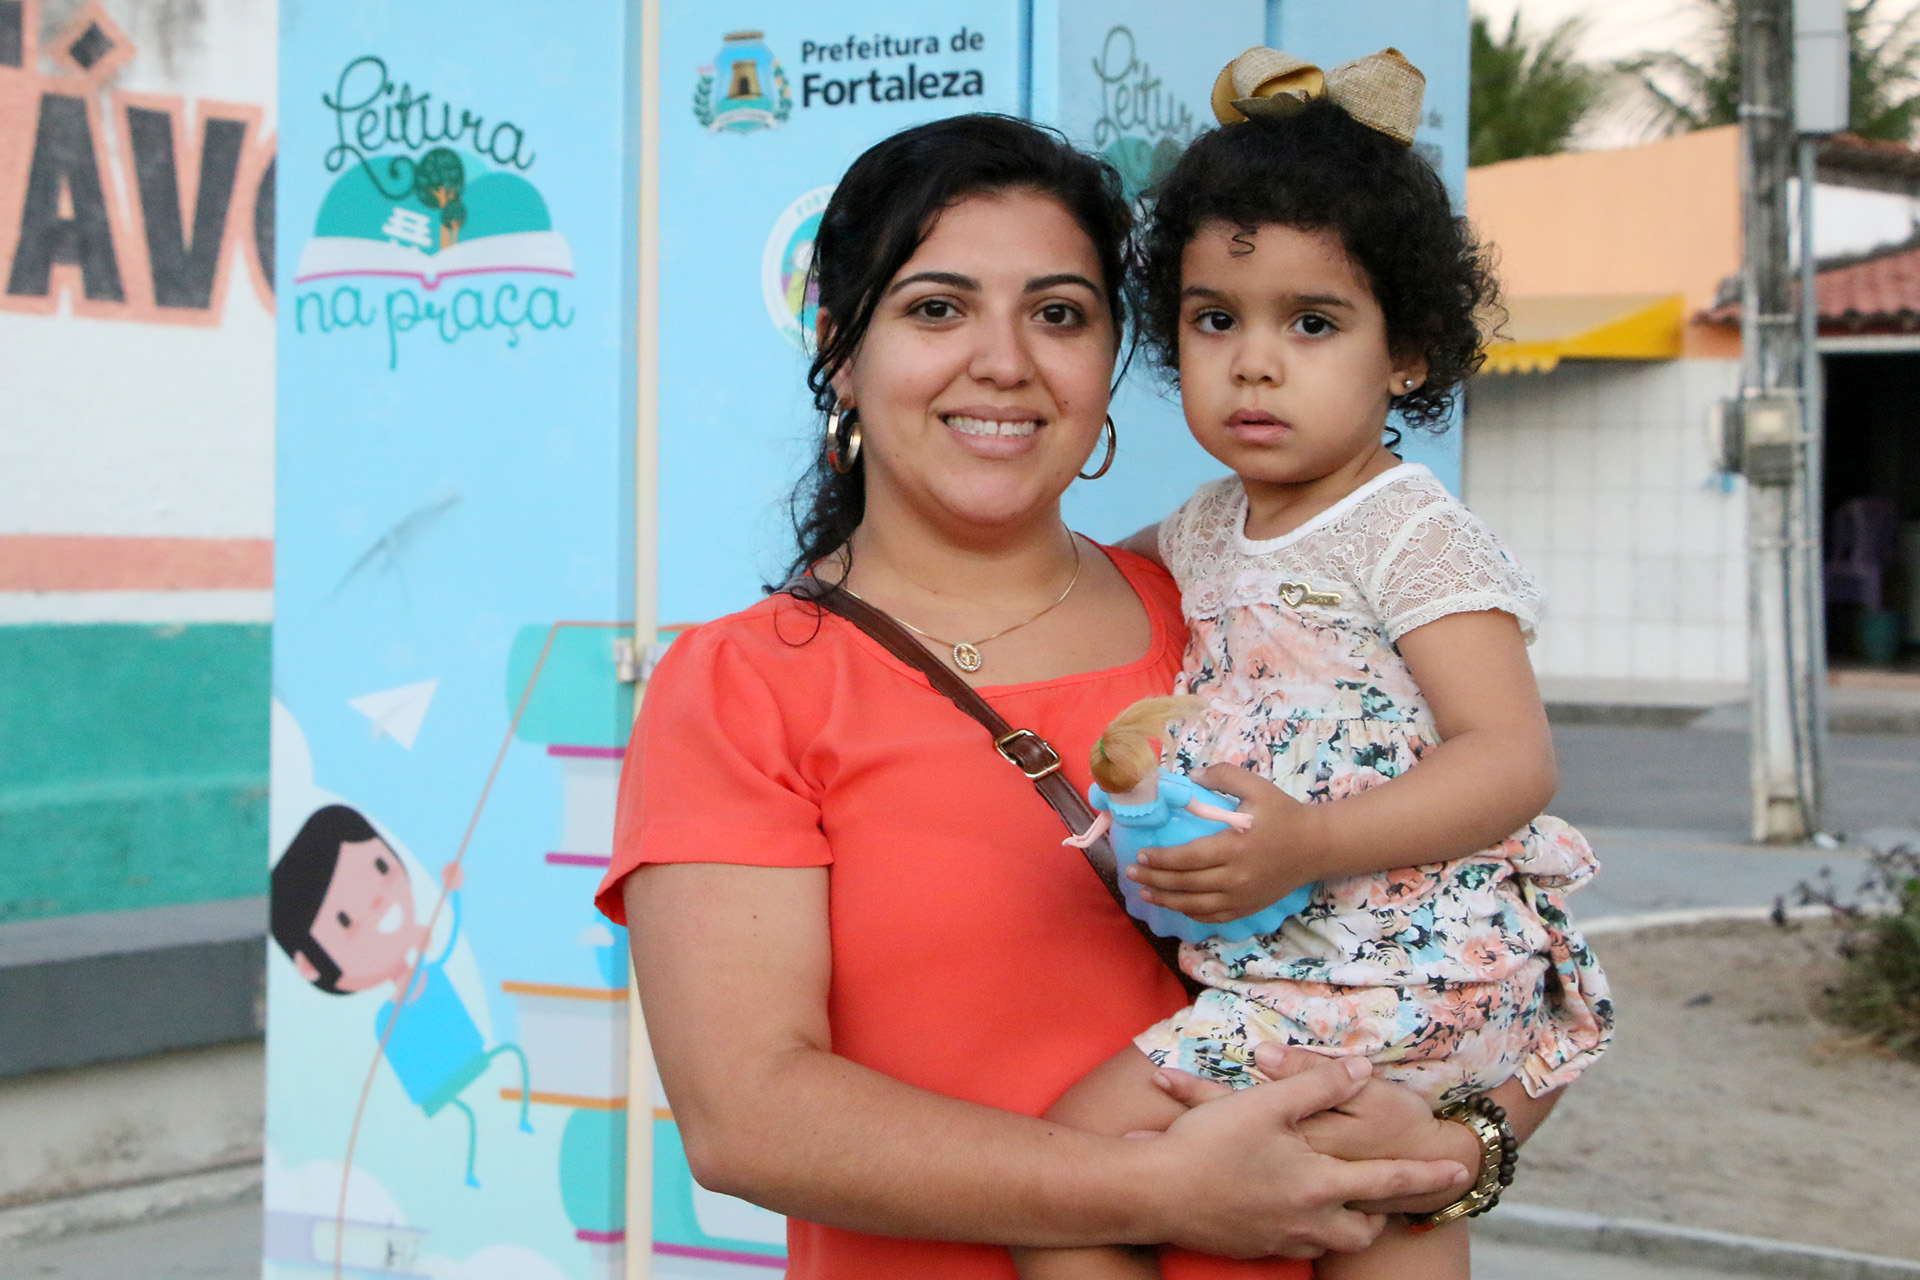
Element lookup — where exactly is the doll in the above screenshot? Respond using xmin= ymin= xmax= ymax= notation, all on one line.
xmin=1068 ymin=696 xmax=1315 ymax=944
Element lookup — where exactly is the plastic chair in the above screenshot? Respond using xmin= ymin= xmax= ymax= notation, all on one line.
xmin=1825 ymin=497 xmax=1902 ymax=610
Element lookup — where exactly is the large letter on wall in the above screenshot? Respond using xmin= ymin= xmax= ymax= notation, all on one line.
xmin=125 ymin=105 xmax=247 ymax=309
xmin=7 ymin=92 xmax=123 ymax=301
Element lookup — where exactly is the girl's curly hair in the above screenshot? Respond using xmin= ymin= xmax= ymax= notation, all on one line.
xmin=1139 ymin=99 xmax=1498 ymax=430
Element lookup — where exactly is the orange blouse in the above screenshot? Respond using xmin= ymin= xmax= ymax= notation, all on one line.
xmin=598 ymin=546 xmax=1307 ymax=1280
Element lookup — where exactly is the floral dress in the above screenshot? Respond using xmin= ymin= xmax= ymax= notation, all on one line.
xmin=1133 ymin=464 xmax=1613 ymax=1104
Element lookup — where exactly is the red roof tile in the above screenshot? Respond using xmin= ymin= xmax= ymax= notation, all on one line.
xmin=1815 ymin=243 xmax=1920 ymax=329
xmin=1700 ymin=241 xmax=1920 ymax=331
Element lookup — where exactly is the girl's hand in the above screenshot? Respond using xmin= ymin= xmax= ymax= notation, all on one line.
xmin=1129 ymin=766 xmax=1322 ymax=922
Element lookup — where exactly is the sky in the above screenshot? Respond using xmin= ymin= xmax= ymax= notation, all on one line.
xmin=1472 ymin=0 xmax=1920 ymax=147
xmin=1473 ymin=0 xmax=1712 ymax=64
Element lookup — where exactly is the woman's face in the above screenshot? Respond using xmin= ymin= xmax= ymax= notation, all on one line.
xmin=831 ymin=188 xmax=1118 ymax=538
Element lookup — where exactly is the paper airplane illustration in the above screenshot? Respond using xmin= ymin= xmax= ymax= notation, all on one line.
xmin=348 ymin=679 xmax=439 ymax=750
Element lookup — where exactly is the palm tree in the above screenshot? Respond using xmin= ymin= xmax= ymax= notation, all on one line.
xmin=1618 ymin=0 xmax=1920 ymax=141
xmin=1849 ymin=0 xmax=1920 ymax=138
xmin=1470 ymin=10 xmax=1610 ymax=165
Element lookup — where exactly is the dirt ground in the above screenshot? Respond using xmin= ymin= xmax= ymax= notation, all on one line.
xmin=1515 ymin=918 xmax=1920 ymax=1260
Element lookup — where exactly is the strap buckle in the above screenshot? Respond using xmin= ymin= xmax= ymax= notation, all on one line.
xmin=994 ymin=728 xmax=1063 ymax=780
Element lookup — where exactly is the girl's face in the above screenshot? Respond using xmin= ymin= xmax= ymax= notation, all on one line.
xmin=1176 ymin=221 xmax=1425 ymax=496
xmin=830 ymin=189 xmax=1118 ymax=538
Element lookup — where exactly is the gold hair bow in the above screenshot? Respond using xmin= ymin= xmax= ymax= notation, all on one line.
xmin=1210 ymin=47 xmax=1425 ymax=146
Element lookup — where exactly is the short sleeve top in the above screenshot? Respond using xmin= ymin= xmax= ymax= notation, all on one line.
xmin=1159 ymin=463 xmax=1543 ymax=736
xmin=1161 ymin=463 xmax=1543 ymax=647
xmin=597 ymin=547 xmax=1309 ymax=1280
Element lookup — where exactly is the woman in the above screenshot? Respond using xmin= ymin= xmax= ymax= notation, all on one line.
xmin=597 ymin=115 xmax=1512 ymax=1279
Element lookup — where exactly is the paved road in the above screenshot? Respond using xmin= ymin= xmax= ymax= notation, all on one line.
xmin=0 ymin=1199 xmax=1803 ymax=1280
xmin=1551 ymin=722 xmax=1920 ymax=836
xmin=1567 ymin=824 xmax=1863 ymax=925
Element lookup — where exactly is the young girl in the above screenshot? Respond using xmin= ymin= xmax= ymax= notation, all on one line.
xmin=1012 ymin=48 xmax=1613 ymax=1280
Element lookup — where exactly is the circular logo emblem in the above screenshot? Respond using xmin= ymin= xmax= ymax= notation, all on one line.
xmin=762 ymin=185 xmax=833 ymax=350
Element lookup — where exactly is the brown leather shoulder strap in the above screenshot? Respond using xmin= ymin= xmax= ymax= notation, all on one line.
xmin=784 ymin=574 xmax=1195 ymax=991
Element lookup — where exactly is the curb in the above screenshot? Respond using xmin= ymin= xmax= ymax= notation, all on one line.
xmin=1577 ymin=904 xmax=1818 ymax=935
xmin=1546 ymin=701 xmax=1920 ymax=736
xmin=0 ymin=1161 xmax=261 ymax=1251
xmin=1831 ymin=708 xmax=1920 ymax=735
xmin=1577 ymin=903 xmax=1893 ymax=937
xmin=1483 ymin=1203 xmax=1920 ymax=1279
xmin=1546 ymin=701 xmax=1711 ymax=729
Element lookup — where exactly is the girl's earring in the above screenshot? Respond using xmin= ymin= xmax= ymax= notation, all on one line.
xmin=1078 ymin=415 xmax=1118 ymax=480
xmin=826 ymin=407 xmax=862 ymax=474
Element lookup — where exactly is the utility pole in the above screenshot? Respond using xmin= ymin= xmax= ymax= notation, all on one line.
xmin=1795 ymin=0 xmax=1848 ymax=841
xmin=1735 ymin=0 xmax=1817 ymax=841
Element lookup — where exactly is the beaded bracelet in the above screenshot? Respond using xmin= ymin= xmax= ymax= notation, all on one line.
xmin=1404 ymin=1093 xmax=1517 ymax=1233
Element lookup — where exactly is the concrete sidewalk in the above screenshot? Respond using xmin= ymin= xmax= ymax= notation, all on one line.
xmin=1550 ymin=721 xmax=1920 ymax=836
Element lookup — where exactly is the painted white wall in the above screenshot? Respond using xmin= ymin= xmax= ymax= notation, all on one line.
xmin=1464 ymin=359 xmax=1749 ymax=684
xmin=0 ymin=0 xmax=277 ymax=541
xmin=1801 ymin=179 xmax=1920 ymax=260
xmin=0 ymin=306 xmax=276 ymax=537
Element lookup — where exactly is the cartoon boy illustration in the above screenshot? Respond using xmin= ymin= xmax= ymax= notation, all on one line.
xmin=271 ymin=804 xmax=532 ymax=1187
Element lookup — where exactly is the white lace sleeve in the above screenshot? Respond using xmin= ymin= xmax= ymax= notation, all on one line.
xmin=1360 ymin=484 xmax=1545 ymax=644
xmin=1158 ymin=476 xmax=1242 ymax=593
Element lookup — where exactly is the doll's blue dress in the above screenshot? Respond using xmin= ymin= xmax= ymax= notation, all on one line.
xmin=1093 ymin=768 xmax=1315 ymax=944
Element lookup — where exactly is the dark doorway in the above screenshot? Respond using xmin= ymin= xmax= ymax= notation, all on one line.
xmin=1823 ymin=351 xmax=1920 ymax=669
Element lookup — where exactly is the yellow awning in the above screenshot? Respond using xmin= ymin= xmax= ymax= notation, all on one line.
xmin=1480 ymin=293 xmax=1685 ymax=374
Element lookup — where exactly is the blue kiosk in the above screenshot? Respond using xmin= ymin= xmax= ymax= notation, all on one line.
xmin=268 ymin=3 xmax=1467 ymax=1277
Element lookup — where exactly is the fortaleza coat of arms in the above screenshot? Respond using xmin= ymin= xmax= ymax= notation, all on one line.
xmin=693 ymin=31 xmax=793 ymax=133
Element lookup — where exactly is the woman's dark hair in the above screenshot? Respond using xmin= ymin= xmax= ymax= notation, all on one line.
xmin=270 ymin=803 xmax=380 ymax=994
xmin=779 ymin=114 xmax=1134 ymax=583
xmin=1139 ymin=99 xmax=1497 ymax=430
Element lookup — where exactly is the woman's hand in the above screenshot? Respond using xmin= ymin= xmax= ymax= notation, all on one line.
xmin=1129 ymin=767 xmax=1322 ymax=922
xmin=1158 ymin=1048 xmax=1562 ymax=1218
xmin=1296 ymin=1078 xmax=1473 ymax=1214
xmin=1303 ymin=1074 xmax=1559 ymax=1214
xmin=1139 ymin=1054 xmax=1472 ymax=1258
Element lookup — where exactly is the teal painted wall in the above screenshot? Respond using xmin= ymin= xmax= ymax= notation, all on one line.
xmin=0 ymin=624 xmax=270 ymax=923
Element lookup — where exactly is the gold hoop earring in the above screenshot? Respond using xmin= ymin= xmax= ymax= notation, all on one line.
xmin=826 ymin=407 xmax=862 ymax=475
xmin=1078 ymin=415 xmax=1117 ymax=480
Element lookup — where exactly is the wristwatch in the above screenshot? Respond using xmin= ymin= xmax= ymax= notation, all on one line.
xmin=1404 ymin=1094 xmax=1517 ymax=1233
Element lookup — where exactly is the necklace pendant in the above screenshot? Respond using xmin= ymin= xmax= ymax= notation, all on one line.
xmin=952 ymin=642 xmax=983 ymax=672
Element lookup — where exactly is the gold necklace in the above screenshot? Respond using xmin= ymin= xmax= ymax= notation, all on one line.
xmin=837 ymin=536 xmax=1082 ymax=673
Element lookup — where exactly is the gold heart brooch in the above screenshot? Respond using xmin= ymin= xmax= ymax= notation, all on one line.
xmin=1278 ymin=581 xmax=1342 ymax=608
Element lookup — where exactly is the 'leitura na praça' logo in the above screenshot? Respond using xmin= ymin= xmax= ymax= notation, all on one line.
xmin=293 ymin=56 xmax=575 ymax=369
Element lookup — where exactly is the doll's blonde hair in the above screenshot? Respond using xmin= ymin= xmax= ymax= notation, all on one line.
xmin=1089 ymin=696 xmax=1204 ymax=793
